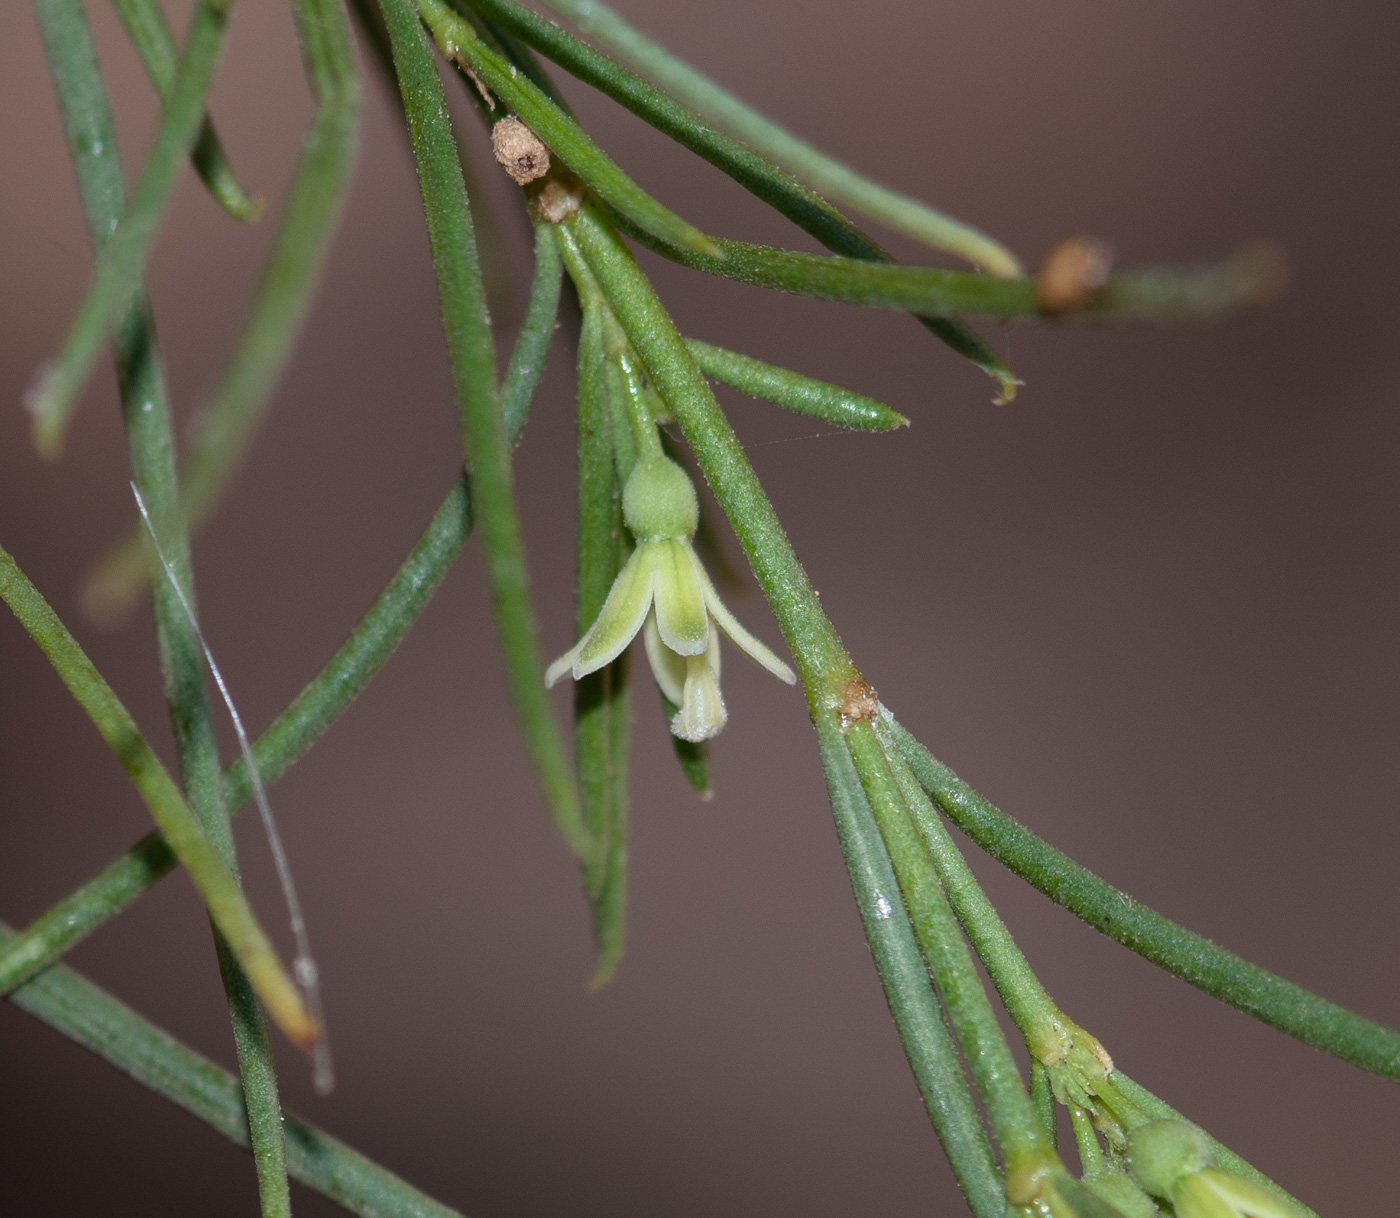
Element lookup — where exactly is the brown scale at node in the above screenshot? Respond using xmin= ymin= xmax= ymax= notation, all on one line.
xmin=839 ymin=678 xmax=879 ymax=730
xmin=529 ymin=172 xmax=584 ymax=224
xmin=1036 ymin=235 xmax=1114 ymax=314
xmin=492 ymin=116 xmax=550 ymax=185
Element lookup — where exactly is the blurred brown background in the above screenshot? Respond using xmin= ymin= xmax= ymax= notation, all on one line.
xmin=3 ymin=1 xmax=1398 ymax=1213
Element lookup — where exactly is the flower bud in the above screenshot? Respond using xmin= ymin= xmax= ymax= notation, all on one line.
xmin=622 ymin=457 xmax=699 ymax=540
xmin=1125 ymin=1119 xmax=1213 ymax=1199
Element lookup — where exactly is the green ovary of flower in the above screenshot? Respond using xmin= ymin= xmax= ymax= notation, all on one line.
xmin=547 ymin=456 xmax=796 ymax=741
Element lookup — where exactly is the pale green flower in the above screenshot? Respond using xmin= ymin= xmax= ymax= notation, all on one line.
xmin=546 ymin=456 xmax=796 ymax=741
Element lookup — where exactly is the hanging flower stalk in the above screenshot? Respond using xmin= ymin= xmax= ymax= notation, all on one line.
xmin=546 ymin=449 xmax=796 ymax=742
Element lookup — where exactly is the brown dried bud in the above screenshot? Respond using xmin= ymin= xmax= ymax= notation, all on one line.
xmin=1036 ymin=236 xmax=1114 ymax=313
xmin=491 ymin=116 xmax=550 ymax=185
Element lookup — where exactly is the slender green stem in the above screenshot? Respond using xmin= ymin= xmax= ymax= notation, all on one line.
xmin=886 ymin=717 xmax=1400 ymax=1081
xmin=2 ymin=922 xmax=468 ymax=1218
xmin=539 ymin=0 xmax=1022 ymax=277
xmin=567 ymin=202 xmax=853 ymax=704
xmin=574 ymin=298 xmax=630 ymax=976
xmin=0 ymin=278 xmax=556 ymax=998
xmin=685 ymin=338 xmax=908 ymax=432
xmin=844 ymin=721 xmax=1053 ymax=1181
xmin=35 ymin=4 xmax=293 ymax=1206
xmin=557 ymin=222 xmax=661 ymax=464
xmin=816 ymin=719 xmax=1003 ymax=1218
xmin=415 ymin=0 xmax=719 ymax=259
xmin=1068 ymin=1107 xmax=1102 ymax=1174
xmin=86 ymin=0 xmax=362 ymax=622
xmin=605 ymin=332 xmax=665 ymax=461
xmin=0 ymin=545 xmax=316 ymax=1052
xmin=29 ymin=0 xmax=235 ymax=456
xmin=1031 ymin=1062 xmax=1057 ymax=1149
xmin=380 ymin=0 xmax=595 ymax=866
xmin=109 ymin=0 xmax=263 ymax=220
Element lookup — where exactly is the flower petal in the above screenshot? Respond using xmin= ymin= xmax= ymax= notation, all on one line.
xmin=1196 ymin=1171 xmax=1305 ymax=1218
xmin=652 ymin=539 xmax=710 ymax=656
xmin=1172 ymin=1175 xmax=1242 ymax=1218
xmin=642 ymin=610 xmax=686 ymax=705
xmin=697 ymin=565 xmax=797 ymax=684
xmin=571 ymin=545 xmax=658 ymax=678
xmin=671 ymin=631 xmax=728 ymax=741
xmin=545 ymin=640 xmax=585 ymax=688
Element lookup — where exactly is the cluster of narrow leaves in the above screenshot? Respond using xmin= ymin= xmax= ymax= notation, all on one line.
xmin=3 ymin=0 xmax=1379 ymax=1216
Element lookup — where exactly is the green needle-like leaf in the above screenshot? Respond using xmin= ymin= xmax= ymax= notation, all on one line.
xmin=574 ymin=298 xmax=630 ymax=980
xmin=614 ymin=213 xmax=1273 ymax=323
xmin=36 ymin=2 xmax=293 ymax=1206
xmin=685 ymin=338 xmax=908 ymax=432
xmin=28 ymin=0 xmax=235 ymax=456
xmin=874 ymin=715 xmax=1064 ymax=1053
xmin=1030 ymin=1061 xmax=1057 ymax=1149
xmin=415 ymin=0 xmax=721 ymax=260
xmin=85 ymin=0 xmax=362 ymax=623
xmin=2 ymin=922 xmax=467 ymax=1218
xmin=0 ymin=546 xmax=317 ymax=1055
xmin=110 ymin=0 xmax=263 ymax=220
xmin=658 ymin=692 xmax=710 ymax=796
xmin=504 ymin=220 xmax=565 ymax=441
xmin=381 ymin=0 xmax=595 ymax=868
xmin=816 ymin=719 xmax=1002 ymax=1218
xmin=844 ymin=720 xmax=1053 ymax=1177
xmin=886 ymin=716 xmax=1400 ymax=1081
xmin=540 ymin=0 xmax=1022 ymax=277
